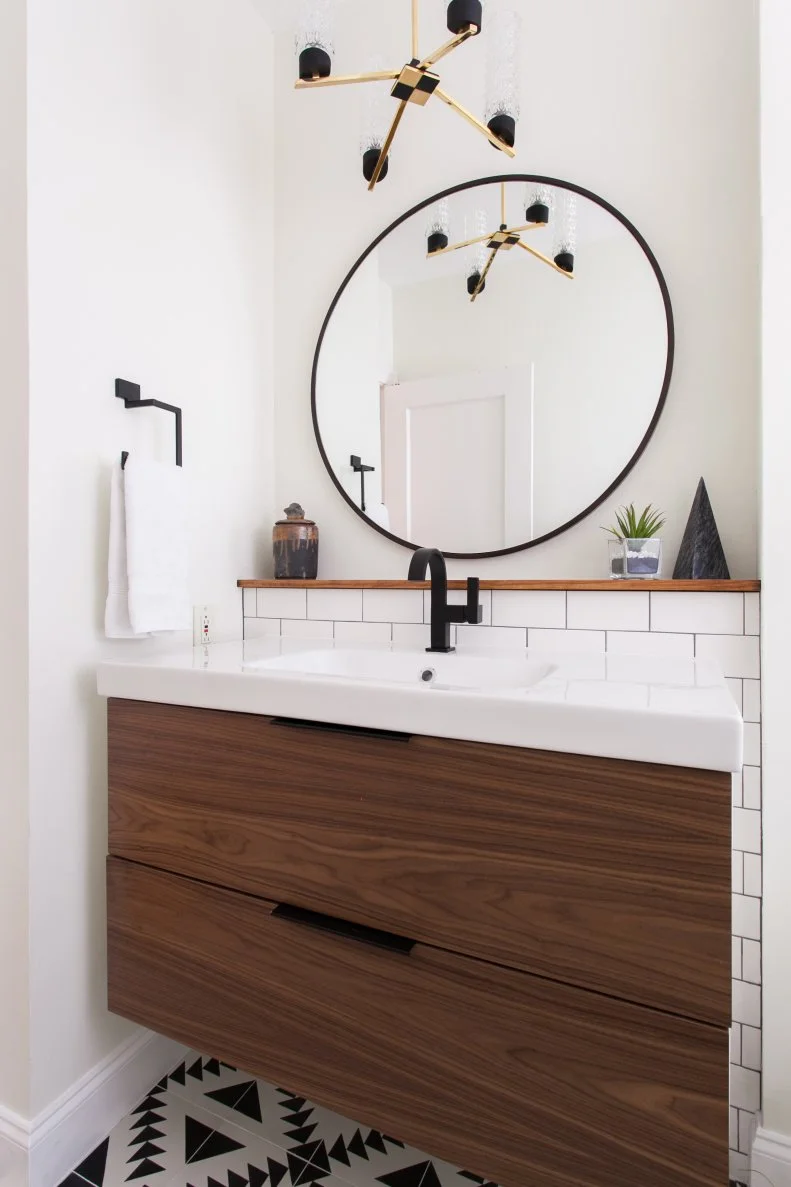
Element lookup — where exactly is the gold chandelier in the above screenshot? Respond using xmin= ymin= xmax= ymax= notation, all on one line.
xmin=427 ymin=183 xmax=578 ymax=301
xmin=295 ymin=0 xmax=520 ymax=191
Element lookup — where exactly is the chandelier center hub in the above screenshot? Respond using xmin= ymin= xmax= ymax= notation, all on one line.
xmin=391 ymin=63 xmax=441 ymax=107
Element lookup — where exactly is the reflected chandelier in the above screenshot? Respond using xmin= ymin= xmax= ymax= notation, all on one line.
xmin=295 ymin=0 xmax=521 ymax=191
xmin=427 ymin=183 xmax=578 ymax=301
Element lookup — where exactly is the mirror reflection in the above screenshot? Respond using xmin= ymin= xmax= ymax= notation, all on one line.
xmin=315 ymin=178 xmax=672 ymax=558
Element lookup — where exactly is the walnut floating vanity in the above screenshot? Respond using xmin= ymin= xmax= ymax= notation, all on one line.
xmin=99 ymin=641 xmax=740 ymax=1187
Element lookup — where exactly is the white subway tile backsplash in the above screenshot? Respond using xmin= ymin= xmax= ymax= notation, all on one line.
xmin=729 ymin=1106 xmax=738 ymax=1152
xmin=333 ymin=620 xmax=392 ymax=645
xmin=732 ymin=894 xmax=761 ymax=940
xmin=527 ymin=628 xmax=606 ymax=654
xmin=428 ymin=589 xmax=492 ymax=626
xmin=743 ymin=940 xmax=761 ymax=985
xmin=392 ymin=623 xmax=431 ymax=649
xmin=732 ymin=938 xmax=742 ymax=979
xmin=731 ymin=772 xmax=742 ymax=808
xmin=568 ymin=591 xmax=649 ymax=632
xmin=243 ymin=617 xmax=281 ymax=640
xmin=738 ymin=1108 xmax=756 ymax=1154
xmin=730 ymin=1065 xmax=761 ymax=1112
xmin=730 ymin=1025 xmax=741 ymax=1065
xmin=733 ymin=979 xmax=761 ymax=1027
xmin=492 ymin=590 xmax=566 ymax=629
xmin=651 ymin=592 xmax=744 ymax=635
xmin=745 ymin=594 xmax=760 ymax=636
xmin=743 ymin=723 xmax=761 ymax=767
xmin=363 ymin=589 xmax=424 ymax=624
xmin=732 ymin=851 xmax=743 ymax=894
xmin=743 ymin=767 xmax=761 ymax=810
xmin=742 ymin=679 xmax=761 ymax=723
xmin=604 ymin=631 xmax=694 ymax=659
xmin=695 ymin=634 xmax=760 ymax=679
xmin=743 ymin=853 xmax=762 ymax=897
xmin=457 ymin=624 xmax=527 ymax=650
xmin=257 ymin=587 xmax=307 ymax=619
xmin=742 ymin=1025 xmax=762 ymax=1070
xmin=242 ymin=588 xmax=257 ymax=617
xmin=280 ymin=618 xmax=334 ymax=640
xmin=730 ymin=1152 xmax=750 ymax=1184
xmin=307 ymin=589 xmax=363 ymax=622
xmin=733 ymin=808 xmax=761 ymax=854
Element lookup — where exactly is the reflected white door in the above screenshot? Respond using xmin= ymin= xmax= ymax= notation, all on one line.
xmin=382 ymin=368 xmax=533 ymax=552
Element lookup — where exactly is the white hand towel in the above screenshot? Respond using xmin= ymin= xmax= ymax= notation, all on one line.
xmin=105 ymin=462 xmax=139 ymax=638
xmin=124 ymin=456 xmax=191 ymax=635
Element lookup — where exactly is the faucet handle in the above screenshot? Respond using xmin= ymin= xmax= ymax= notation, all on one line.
xmin=465 ymin=578 xmax=483 ymax=624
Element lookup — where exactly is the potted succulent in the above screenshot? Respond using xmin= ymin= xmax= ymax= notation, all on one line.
xmin=603 ymin=504 xmax=666 ymax=579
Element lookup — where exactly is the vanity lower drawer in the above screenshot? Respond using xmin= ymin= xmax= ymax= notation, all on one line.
xmin=108 ymin=698 xmax=731 ymax=1025
xmin=107 ymin=857 xmax=727 ymax=1187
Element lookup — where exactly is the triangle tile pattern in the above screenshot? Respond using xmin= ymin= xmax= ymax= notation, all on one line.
xmin=58 ymin=1056 xmax=498 ymax=1187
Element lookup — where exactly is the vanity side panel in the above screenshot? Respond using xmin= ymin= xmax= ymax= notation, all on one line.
xmin=108 ymin=698 xmax=731 ymax=1025
xmin=107 ymin=857 xmax=728 ymax=1187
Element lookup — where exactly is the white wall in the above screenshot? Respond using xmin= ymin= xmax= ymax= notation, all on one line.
xmin=272 ymin=0 xmax=760 ymax=579
xmin=758 ymin=0 xmax=791 ymax=1157
xmin=0 ymin=0 xmax=31 ymax=1129
xmin=25 ymin=0 xmax=275 ymax=1116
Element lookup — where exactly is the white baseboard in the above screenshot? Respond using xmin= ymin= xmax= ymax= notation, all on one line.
xmin=751 ymin=1125 xmax=791 ymax=1187
xmin=0 ymin=1029 xmax=187 ymax=1187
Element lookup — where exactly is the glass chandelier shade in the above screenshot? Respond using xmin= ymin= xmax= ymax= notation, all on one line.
xmin=466 ymin=210 xmax=489 ymax=294
xmin=426 ymin=198 xmax=450 ymax=254
xmin=296 ymin=0 xmax=335 ymax=81
xmin=360 ymin=74 xmax=393 ymax=183
xmin=526 ymin=183 xmax=554 ymax=226
xmin=553 ymin=192 xmax=578 ymax=273
xmin=484 ymin=8 xmax=521 ymax=149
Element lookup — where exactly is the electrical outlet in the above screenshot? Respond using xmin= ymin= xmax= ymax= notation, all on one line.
xmin=193 ymin=605 xmax=213 ymax=646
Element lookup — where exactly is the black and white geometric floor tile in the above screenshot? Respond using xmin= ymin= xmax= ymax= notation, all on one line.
xmin=57 ymin=1054 xmax=500 ymax=1187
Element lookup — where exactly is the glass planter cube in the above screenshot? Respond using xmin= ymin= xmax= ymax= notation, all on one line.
xmin=624 ymin=537 xmax=662 ymax=578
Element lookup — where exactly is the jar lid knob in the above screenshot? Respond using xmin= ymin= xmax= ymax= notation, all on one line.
xmin=284 ymin=503 xmax=305 ymax=520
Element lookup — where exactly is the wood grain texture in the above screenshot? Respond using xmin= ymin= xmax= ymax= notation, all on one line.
xmin=107 ymin=858 xmax=728 ymax=1187
xmin=108 ymin=699 xmax=731 ymax=1025
xmin=237 ymin=578 xmax=760 ymax=591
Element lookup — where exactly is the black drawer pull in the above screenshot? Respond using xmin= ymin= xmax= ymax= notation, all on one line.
xmin=270 ymin=717 xmax=411 ymax=743
xmin=272 ymin=903 xmax=416 ymax=955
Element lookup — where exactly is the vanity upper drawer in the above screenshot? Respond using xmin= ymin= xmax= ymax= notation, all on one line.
xmin=107 ymin=856 xmax=728 ymax=1187
xmin=108 ymin=698 xmax=731 ymax=1025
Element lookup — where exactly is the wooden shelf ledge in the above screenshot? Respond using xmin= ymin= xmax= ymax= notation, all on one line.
xmin=238 ymin=579 xmax=760 ymax=593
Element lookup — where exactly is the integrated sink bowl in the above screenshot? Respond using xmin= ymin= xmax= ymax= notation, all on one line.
xmin=245 ymin=647 xmax=553 ymax=692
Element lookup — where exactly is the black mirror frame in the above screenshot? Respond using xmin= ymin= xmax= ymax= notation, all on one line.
xmin=311 ymin=173 xmax=675 ymax=561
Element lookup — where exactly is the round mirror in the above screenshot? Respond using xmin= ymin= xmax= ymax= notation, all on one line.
xmin=312 ymin=175 xmax=674 ymax=559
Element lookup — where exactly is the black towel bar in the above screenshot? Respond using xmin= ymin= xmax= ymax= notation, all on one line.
xmin=116 ymin=378 xmax=183 ymax=469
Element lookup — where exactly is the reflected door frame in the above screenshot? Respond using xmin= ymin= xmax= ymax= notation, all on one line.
xmin=381 ymin=367 xmax=534 ymax=551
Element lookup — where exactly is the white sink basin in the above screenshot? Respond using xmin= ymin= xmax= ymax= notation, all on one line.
xmin=245 ymin=647 xmax=552 ymax=691
xmin=97 ymin=640 xmax=745 ymax=773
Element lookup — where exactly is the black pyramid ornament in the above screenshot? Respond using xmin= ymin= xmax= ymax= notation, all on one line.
xmin=673 ymin=478 xmax=730 ymax=579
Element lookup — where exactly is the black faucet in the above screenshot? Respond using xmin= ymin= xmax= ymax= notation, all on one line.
xmin=407 ymin=548 xmax=483 ymax=653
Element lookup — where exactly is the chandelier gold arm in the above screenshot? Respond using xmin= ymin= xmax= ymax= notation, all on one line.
xmin=412 ymin=0 xmax=419 ymax=59
xmin=368 ymin=99 xmax=409 ymax=191
xmin=470 ymin=248 xmax=498 ymax=303
xmin=427 ymin=230 xmax=496 ymax=258
xmin=501 ymin=182 xmax=506 ymax=226
xmin=295 ymin=70 xmax=400 ymax=90
xmin=507 ymin=223 xmax=546 ymax=235
xmin=418 ymin=27 xmax=476 ymax=71
xmin=434 ymin=87 xmax=517 ymax=157
xmin=516 ymin=238 xmax=575 ymax=278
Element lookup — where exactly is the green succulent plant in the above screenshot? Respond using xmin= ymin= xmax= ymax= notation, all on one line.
xmin=602 ymin=503 xmax=666 ymax=541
